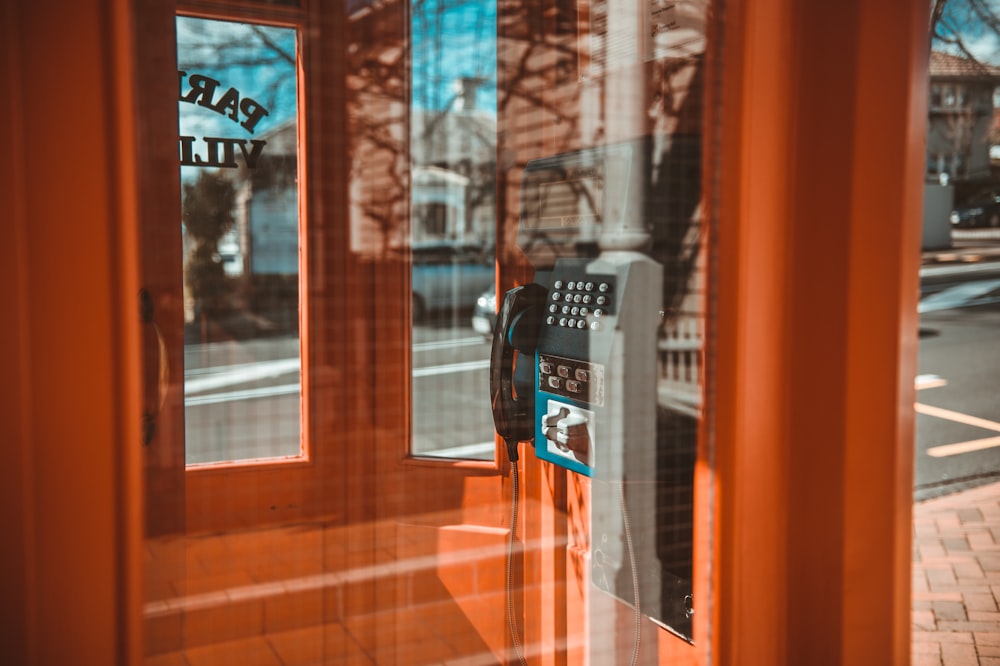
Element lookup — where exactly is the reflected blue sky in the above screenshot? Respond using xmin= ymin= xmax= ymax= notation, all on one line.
xmin=411 ymin=0 xmax=497 ymax=113
xmin=176 ymin=16 xmax=298 ymax=140
xmin=176 ymin=1 xmax=497 ymax=142
xmin=934 ymin=1 xmax=1000 ymax=64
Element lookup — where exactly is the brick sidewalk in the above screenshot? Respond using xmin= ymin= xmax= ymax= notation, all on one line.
xmin=913 ymin=481 xmax=1000 ymax=665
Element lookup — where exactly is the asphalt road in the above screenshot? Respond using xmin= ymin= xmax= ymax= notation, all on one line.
xmin=916 ymin=259 xmax=1000 ymax=499
xmin=182 ymin=311 xmax=495 ymax=465
xmin=180 ymin=245 xmax=1000 ymax=495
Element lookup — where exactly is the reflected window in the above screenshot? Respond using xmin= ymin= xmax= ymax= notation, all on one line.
xmin=409 ymin=0 xmax=498 ymax=461
xmin=177 ymin=16 xmax=302 ymax=466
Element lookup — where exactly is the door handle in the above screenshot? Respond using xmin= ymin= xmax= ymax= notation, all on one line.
xmin=140 ymin=288 xmax=169 ymax=445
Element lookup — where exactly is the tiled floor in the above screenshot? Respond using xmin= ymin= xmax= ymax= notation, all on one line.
xmin=145 ymin=481 xmax=1000 ymax=664
xmin=144 ymin=517 xmax=511 ymax=665
xmin=913 ymin=480 xmax=1000 ymax=665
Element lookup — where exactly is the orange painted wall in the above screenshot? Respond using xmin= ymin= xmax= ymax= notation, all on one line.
xmin=713 ymin=0 xmax=926 ymax=663
xmin=0 ymin=0 xmax=143 ymax=663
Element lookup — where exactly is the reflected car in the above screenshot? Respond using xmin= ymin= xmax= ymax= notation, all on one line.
xmin=471 ymin=284 xmax=497 ymax=337
xmin=411 ymin=242 xmax=495 ymax=321
xmin=951 ymin=189 xmax=1000 ymax=228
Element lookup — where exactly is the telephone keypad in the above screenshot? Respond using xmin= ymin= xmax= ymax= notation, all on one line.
xmin=546 ymin=275 xmax=614 ymax=329
xmin=538 ymin=353 xmax=605 ymax=406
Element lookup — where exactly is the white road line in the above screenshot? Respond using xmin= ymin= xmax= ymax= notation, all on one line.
xmin=186 ymin=383 xmax=300 ymax=407
xmin=413 ymin=337 xmax=486 ymax=352
xmin=412 ymin=359 xmax=490 ymax=377
xmin=185 ymin=358 xmax=300 ymax=393
xmin=916 ymin=402 xmax=1000 ymax=458
xmin=915 ymin=402 xmax=1000 ymax=434
xmin=927 ymin=435 xmax=1000 ymax=458
xmin=915 ymin=374 xmax=948 ymax=390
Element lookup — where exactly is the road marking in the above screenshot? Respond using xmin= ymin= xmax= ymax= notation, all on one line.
xmin=416 ymin=441 xmax=495 ymax=459
xmin=915 ymin=402 xmax=1000 ymax=433
xmin=185 ymin=358 xmax=300 ymax=393
xmin=916 ymin=402 xmax=1000 ymax=458
xmin=413 ymin=337 xmax=486 ymax=352
xmin=186 ymin=383 xmax=300 ymax=406
xmin=927 ymin=435 xmax=1000 ymax=458
xmin=915 ymin=374 xmax=948 ymax=390
xmin=412 ymin=359 xmax=490 ymax=378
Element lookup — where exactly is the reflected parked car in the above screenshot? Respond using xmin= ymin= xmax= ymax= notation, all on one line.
xmin=471 ymin=283 xmax=497 ymax=337
xmin=411 ymin=241 xmax=494 ymax=321
xmin=951 ymin=189 xmax=1000 ymax=228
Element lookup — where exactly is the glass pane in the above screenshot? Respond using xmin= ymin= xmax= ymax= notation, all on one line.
xmin=495 ymin=0 xmax=709 ymax=644
xmin=177 ymin=17 xmax=302 ymax=465
xmin=410 ymin=0 xmax=498 ymax=460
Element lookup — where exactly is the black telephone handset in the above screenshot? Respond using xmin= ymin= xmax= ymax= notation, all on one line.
xmin=489 ymin=283 xmax=546 ymax=463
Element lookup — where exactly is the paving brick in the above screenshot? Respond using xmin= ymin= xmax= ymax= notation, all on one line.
xmin=921 ymin=542 xmax=948 ymax=560
xmin=913 ymin=609 xmax=937 ymax=631
xmin=970 ymin=611 xmax=1000 ymax=623
xmin=909 ymin=483 xmax=1000 ymax=662
xmin=926 ymin=567 xmax=959 ymax=587
xmin=937 ymin=621 xmax=1000 ymax=632
xmin=912 ymin=631 xmax=974 ymax=644
xmin=940 ymin=641 xmax=979 ymax=665
xmin=943 ymin=537 xmax=972 ymax=553
xmin=933 ymin=600 xmax=967 ymax=622
xmin=911 ymin=653 xmax=941 ymax=666
xmin=963 ymin=592 xmax=997 ymax=612
xmin=958 ymin=508 xmax=985 ymax=524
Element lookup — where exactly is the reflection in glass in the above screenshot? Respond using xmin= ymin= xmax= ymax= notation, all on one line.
xmin=410 ymin=0 xmax=498 ymax=460
xmin=177 ymin=17 xmax=301 ymax=465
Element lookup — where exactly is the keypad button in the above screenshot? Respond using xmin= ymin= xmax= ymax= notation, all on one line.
xmin=566 ymin=380 xmax=582 ymax=393
xmin=546 ymin=316 xmax=556 ymax=325
xmin=540 ymin=361 xmax=554 ymax=374
xmin=585 ymin=281 xmax=594 ymax=291
xmin=590 ymin=321 xmax=601 ymax=331
xmin=596 ymin=295 xmax=608 ymax=306
xmin=599 ymin=282 xmax=610 ymax=293
xmin=557 ymin=365 xmax=571 ymax=378
xmin=575 ymin=369 xmax=589 ymax=381
xmin=554 ymin=280 xmax=564 ymax=289
xmin=576 ymin=319 xmax=586 ymax=329
xmin=552 ymin=292 xmax=561 ymax=302
xmin=547 ymin=376 xmax=562 ymax=389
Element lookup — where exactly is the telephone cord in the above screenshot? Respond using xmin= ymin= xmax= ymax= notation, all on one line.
xmin=621 ymin=482 xmax=641 ymax=666
xmin=507 ymin=462 xmax=528 ymax=666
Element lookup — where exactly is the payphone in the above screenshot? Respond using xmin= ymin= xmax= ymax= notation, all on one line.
xmin=490 ymin=142 xmax=694 ymax=647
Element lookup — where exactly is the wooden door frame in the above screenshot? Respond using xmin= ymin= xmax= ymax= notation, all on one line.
xmin=167 ymin=0 xmax=356 ymax=534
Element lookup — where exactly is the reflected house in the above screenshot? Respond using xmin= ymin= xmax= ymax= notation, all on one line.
xmin=411 ymin=166 xmax=469 ymax=242
xmin=410 ymin=79 xmax=497 ymax=246
xmin=926 ymin=51 xmax=1000 ymax=189
xmin=182 ymin=118 xmax=299 ymax=334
